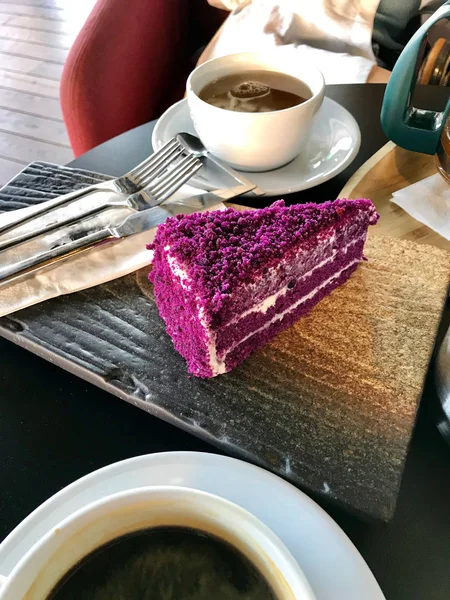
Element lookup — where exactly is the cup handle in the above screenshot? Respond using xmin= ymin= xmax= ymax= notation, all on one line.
xmin=380 ymin=0 xmax=450 ymax=155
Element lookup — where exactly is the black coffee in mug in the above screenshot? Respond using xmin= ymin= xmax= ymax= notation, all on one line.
xmin=47 ymin=526 xmax=277 ymax=599
xmin=199 ymin=70 xmax=311 ymax=113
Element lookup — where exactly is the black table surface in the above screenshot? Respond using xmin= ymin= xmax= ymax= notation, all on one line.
xmin=1 ymin=84 xmax=450 ymax=600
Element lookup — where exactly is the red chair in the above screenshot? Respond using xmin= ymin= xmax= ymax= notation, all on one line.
xmin=61 ymin=0 xmax=226 ymax=157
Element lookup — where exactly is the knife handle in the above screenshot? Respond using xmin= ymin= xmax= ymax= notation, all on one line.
xmin=0 ymin=192 xmax=127 ymax=253
xmin=0 ymin=185 xmax=103 ymax=237
xmin=0 ymin=228 xmax=114 ymax=284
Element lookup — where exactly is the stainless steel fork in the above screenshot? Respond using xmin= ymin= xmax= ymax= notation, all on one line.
xmin=0 ymin=137 xmax=185 ymax=238
xmin=0 ymin=154 xmax=202 ymax=252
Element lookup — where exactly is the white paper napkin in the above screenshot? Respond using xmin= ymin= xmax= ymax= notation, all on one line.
xmin=391 ymin=173 xmax=450 ymax=241
xmin=0 ymin=184 xmax=220 ymax=318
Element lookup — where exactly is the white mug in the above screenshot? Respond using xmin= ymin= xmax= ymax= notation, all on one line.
xmin=0 ymin=486 xmax=315 ymax=599
xmin=187 ymin=51 xmax=325 ymax=172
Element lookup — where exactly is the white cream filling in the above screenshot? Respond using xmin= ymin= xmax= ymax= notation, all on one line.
xmin=235 ymin=251 xmax=337 ymax=322
xmin=206 ymin=341 xmax=227 ymax=375
xmin=198 ymin=308 xmax=226 ymax=375
xmin=230 ymin=236 xmax=363 ymax=323
xmin=165 ymin=248 xmax=224 ymax=375
xmin=216 ymin=257 xmax=360 ymax=369
xmin=165 ymin=246 xmax=190 ymax=290
xmin=242 ymin=232 xmax=335 ymax=301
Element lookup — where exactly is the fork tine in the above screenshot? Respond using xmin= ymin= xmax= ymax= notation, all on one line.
xmin=148 ymin=155 xmax=200 ymax=195
xmin=134 ymin=145 xmax=184 ymax=188
xmin=129 ymin=137 xmax=178 ymax=177
xmin=143 ymin=155 xmax=192 ymax=194
xmin=129 ymin=138 xmax=180 ymax=179
xmin=153 ymin=159 xmax=203 ymax=203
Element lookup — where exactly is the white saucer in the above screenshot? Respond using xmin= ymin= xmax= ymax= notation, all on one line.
xmin=152 ymin=99 xmax=361 ymax=196
xmin=0 ymin=452 xmax=384 ymax=599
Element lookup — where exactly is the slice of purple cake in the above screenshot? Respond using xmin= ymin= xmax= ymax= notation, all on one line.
xmin=149 ymin=199 xmax=378 ymax=378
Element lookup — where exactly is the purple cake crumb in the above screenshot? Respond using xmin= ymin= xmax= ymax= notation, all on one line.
xmin=149 ymin=199 xmax=379 ymax=378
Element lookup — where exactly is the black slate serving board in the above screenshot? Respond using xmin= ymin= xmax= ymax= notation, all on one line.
xmin=1 ymin=163 xmax=449 ymax=521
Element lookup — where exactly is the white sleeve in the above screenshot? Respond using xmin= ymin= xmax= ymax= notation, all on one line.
xmin=289 ymin=45 xmax=375 ymax=84
xmin=209 ymin=37 xmax=375 ymax=84
xmin=206 ymin=1 xmax=377 ymax=84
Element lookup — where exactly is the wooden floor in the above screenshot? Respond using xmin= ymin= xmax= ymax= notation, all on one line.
xmin=0 ymin=0 xmax=95 ymax=186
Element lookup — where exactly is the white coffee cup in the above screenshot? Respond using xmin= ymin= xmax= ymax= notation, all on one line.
xmin=187 ymin=51 xmax=325 ymax=172
xmin=0 ymin=486 xmax=315 ymax=599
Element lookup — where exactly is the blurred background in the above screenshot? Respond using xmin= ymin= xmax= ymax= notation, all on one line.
xmin=0 ymin=0 xmax=448 ymax=188
xmin=0 ymin=0 xmax=95 ymax=186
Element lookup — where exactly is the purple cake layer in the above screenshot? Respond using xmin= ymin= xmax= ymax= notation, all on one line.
xmin=215 ymin=236 xmax=366 ymax=357
xmin=148 ymin=244 xmax=212 ymax=377
xmin=223 ymin=260 xmax=360 ymax=373
xmin=151 ymin=199 xmax=378 ymax=325
xmin=149 ymin=199 xmax=379 ymax=378
xmin=210 ymin=206 xmax=374 ymax=329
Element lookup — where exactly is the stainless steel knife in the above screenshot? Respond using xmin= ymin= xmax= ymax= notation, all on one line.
xmin=0 ymin=184 xmax=254 ymax=285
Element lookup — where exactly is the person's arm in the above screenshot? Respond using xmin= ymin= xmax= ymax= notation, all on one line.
xmin=198 ymin=32 xmax=390 ymax=84
xmin=200 ymin=0 xmax=392 ymax=83
xmin=367 ymin=65 xmax=391 ymax=83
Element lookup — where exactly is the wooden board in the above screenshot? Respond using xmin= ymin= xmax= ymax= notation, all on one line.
xmin=0 ymin=163 xmax=449 ymax=521
xmin=340 ymin=141 xmax=450 ymax=250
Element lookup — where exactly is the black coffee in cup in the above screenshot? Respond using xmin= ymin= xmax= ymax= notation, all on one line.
xmin=47 ymin=526 xmax=277 ymax=599
xmin=199 ymin=70 xmax=311 ymax=113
